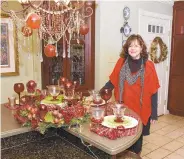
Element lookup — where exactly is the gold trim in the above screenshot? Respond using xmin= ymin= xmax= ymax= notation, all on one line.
xmin=150 ymin=37 xmax=168 ymax=64
xmin=1 ymin=13 xmax=19 ymax=76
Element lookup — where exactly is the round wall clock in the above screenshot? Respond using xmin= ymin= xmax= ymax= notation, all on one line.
xmin=123 ymin=7 xmax=130 ymax=20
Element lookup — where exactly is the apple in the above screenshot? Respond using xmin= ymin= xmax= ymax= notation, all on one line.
xmin=52 ymin=110 xmax=59 ymax=116
xmin=54 ymin=118 xmax=59 ymax=124
xmin=28 ymin=113 xmax=32 ymax=120
xmin=57 ymin=113 xmax=63 ymax=119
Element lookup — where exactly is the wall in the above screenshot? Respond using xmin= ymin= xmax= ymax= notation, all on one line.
xmin=0 ymin=1 xmax=41 ymax=103
xmin=95 ymin=1 xmax=173 ymax=90
xmin=0 ymin=1 xmax=173 ymax=103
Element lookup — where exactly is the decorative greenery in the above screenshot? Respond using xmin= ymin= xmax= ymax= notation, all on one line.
xmin=150 ymin=37 xmax=168 ymax=63
xmin=11 ymin=93 xmax=90 ymax=134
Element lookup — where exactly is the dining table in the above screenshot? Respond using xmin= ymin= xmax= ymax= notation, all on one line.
xmin=65 ymin=107 xmax=143 ymax=159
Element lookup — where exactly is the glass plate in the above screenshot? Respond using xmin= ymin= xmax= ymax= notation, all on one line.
xmin=101 ymin=115 xmax=138 ymax=129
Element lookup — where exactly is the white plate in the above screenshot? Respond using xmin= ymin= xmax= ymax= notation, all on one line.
xmin=101 ymin=115 xmax=138 ymax=129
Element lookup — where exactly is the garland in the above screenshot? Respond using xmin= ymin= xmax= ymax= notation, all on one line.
xmin=150 ymin=37 xmax=168 ymax=63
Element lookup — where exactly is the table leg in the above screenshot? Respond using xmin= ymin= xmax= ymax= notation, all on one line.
xmin=111 ymin=155 xmax=116 ymax=159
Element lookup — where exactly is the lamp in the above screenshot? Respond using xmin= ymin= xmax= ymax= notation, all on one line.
xmin=1 ymin=0 xmax=93 ymax=58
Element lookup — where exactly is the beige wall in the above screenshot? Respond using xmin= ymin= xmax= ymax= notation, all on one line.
xmin=0 ymin=1 xmax=173 ymax=103
xmin=1 ymin=1 xmax=41 ymax=103
xmin=95 ymin=1 xmax=173 ymax=90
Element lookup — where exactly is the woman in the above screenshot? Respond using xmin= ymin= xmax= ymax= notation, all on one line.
xmin=102 ymin=34 xmax=160 ymax=155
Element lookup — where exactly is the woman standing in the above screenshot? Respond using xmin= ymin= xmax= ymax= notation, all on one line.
xmin=102 ymin=34 xmax=160 ymax=155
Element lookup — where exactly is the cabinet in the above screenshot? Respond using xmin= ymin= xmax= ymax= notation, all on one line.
xmin=168 ymin=1 xmax=184 ymax=116
xmin=41 ymin=2 xmax=95 ymax=94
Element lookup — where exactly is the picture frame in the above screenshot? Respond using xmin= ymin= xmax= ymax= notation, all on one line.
xmin=1 ymin=13 xmax=19 ymax=76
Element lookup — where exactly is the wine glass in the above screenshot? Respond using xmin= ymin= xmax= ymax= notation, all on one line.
xmin=100 ymin=88 xmax=112 ymax=116
xmin=47 ymin=85 xmax=61 ymax=101
xmin=14 ymin=83 xmax=25 ymax=106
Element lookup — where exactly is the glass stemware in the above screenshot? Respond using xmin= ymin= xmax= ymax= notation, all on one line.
xmin=112 ymin=103 xmax=126 ymax=122
xmin=100 ymin=88 xmax=112 ymax=116
xmin=58 ymin=77 xmax=68 ymax=94
xmin=47 ymin=85 xmax=61 ymax=101
xmin=90 ymin=106 xmax=105 ymax=124
xmin=14 ymin=83 xmax=25 ymax=106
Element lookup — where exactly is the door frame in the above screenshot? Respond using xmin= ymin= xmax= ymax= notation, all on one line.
xmin=138 ymin=9 xmax=173 ymax=115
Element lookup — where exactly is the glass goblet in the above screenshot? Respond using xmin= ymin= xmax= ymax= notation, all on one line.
xmin=14 ymin=83 xmax=25 ymax=106
xmin=73 ymin=80 xmax=80 ymax=90
xmin=90 ymin=106 xmax=105 ymax=125
xmin=112 ymin=103 xmax=126 ymax=122
xmin=100 ymin=88 xmax=112 ymax=116
xmin=65 ymin=87 xmax=75 ymax=106
xmin=47 ymin=85 xmax=60 ymax=101
xmin=92 ymin=93 xmax=103 ymax=105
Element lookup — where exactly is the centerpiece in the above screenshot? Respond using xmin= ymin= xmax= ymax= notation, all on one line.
xmin=4 ymin=79 xmax=90 ymax=134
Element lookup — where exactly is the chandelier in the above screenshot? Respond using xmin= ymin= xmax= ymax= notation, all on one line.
xmin=1 ymin=0 xmax=93 ymax=59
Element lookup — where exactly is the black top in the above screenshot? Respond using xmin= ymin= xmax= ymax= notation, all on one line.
xmin=103 ymin=57 xmax=158 ymax=120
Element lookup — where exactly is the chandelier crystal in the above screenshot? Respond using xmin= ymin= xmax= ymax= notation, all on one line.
xmin=1 ymin=0 xmax=93 ymax=59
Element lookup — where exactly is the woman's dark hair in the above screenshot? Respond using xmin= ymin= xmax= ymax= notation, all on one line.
xmin=120 ymin=34 xmax=148 ymax=61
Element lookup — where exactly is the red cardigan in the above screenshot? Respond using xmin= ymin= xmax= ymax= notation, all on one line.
xmin=110 ymin=58 xmax=160 ymax=125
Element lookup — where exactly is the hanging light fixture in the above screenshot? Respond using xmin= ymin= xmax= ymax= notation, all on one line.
xmin=1 ymin=0 xmax=93 ymax=59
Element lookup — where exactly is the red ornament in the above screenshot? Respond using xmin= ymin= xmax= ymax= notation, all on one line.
xmin=26 ymin=80 xmax=37 ymax=93
xmin=44 ymin=44 xmax=56 ymax=57
xmin=79 ymin=24 xmax=89 ymax=35
xmin=26 ymin=13 xmax=41 ymax=29
xmin=21 ymin=26 xmax=33 ymax=37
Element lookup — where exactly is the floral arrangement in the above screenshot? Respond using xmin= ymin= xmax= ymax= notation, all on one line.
xmin=5 ymin=80 xmax=90 ymax=134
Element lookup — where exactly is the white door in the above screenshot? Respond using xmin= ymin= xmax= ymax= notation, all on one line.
xmin=139 ymin=10 xmax=172 ymax=116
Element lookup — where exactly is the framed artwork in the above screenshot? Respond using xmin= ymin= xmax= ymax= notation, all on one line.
xmin=1 ymin=13 xmax=19 ymax=76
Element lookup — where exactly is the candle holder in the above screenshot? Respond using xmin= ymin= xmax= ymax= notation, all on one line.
xmin=112 ymin=103 xmax=126 ymax=122
xmin=90 ymin=106 xmax=105 ymax=125
xmin=47 ymin=85 xmax=61 ymax=101
xmin=100 ymin=88 xmax=112 ymax=116
xmin=14 ymin=83 xmax=25 ymax=106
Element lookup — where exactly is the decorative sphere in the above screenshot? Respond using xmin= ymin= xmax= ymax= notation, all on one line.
xmin=44 ymin=44 xmax=56 ymax=57
xmin=26 ymin=80 xmax=37 ymax=93
xmin=26 ymin=13 xmax=41 ymax=29
xmin=79 ymin=24 xmax=89 ymax=35
xmin=21 ymin=26 xmax=33 ymax=37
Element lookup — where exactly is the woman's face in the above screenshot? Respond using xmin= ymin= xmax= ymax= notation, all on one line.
xmin=128 ymin=40 xmax=142 ymax=59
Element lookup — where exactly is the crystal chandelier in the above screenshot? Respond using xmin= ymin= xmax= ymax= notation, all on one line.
xmin=1 ymin=0 xmax=93 ymax=59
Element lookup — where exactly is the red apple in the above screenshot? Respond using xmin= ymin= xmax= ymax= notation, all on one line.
xmin=52 ymin=110 xmax=59 ymax=116
xmin=54 ymin=118 xmax=59 ymax=124
xmin=57 ymin=113 xmax=63 ymax=119
xmin=28 ymin=113 xmax=32 ymax=120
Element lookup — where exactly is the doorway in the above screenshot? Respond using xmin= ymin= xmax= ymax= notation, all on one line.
xmin=139 ymin=9 xmax=172 ymax=116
